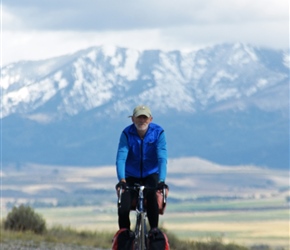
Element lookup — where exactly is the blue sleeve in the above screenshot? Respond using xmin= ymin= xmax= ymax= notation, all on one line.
xmin=116 ymin=132 xmax=129 ymax=181
xmin=157 ymin=131 xmax=167 ymax=182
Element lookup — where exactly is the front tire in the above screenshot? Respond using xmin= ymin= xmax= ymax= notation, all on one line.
xmin=134 ymin=213 xmax=147 ymax=250
xmin=140 ymin=213 xmax=146 ymax=250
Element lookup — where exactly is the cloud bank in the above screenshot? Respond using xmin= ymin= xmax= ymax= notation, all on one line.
xmin=2 ymin=0 xmax=289 ymax=65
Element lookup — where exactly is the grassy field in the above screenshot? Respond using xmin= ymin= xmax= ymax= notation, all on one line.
xmin=2 ymin=158 xmax=289 ymax=249
xmin=0 ymin=222 xmax=251 ymax=250
xmin=17 ymin=194 xmax=287 ymax=249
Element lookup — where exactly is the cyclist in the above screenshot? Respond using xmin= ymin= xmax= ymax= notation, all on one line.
xmin=115 ymin=105 xmax=168 ymax=231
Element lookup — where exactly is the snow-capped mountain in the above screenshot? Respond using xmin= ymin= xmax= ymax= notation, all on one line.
xmin=1 ymin=43 xmax=289 ymax=169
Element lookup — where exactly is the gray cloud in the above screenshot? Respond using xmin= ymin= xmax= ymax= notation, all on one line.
xmin=3 ymin=0 xmax=288 ymax=31
xmin=4 ymin=0 xmax=196 ymax=31
xmin=2 ymin=0 xmax=288 ymax=65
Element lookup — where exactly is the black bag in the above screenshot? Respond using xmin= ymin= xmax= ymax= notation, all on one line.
xmin=112 ymin=228 xmax=135 ymax=250
xmin=147 ymin=228 xmax=170 ymax=250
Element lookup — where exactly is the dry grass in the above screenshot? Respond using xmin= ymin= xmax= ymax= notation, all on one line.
xmin=18 ymin=204 xmax=288 ymax=249
xmin=2 ymin=159 xmax=289 ymax=249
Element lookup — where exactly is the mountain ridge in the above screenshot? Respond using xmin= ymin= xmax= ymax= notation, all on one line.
xmin=1 ymin=43 xmax=289 ymax=169
xmin=2 ymin=43 xmax=288 ymax=120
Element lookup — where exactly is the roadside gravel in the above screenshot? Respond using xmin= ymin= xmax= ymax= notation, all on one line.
xmin=1 ymin=240 xmax=109 ymax=250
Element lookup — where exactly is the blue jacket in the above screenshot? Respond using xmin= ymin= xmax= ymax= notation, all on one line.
xmin=116 ymin=123 xmax=167 ymax=182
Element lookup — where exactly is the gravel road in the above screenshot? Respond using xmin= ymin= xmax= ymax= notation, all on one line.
xmin=1 ymin=240 xmax=109 ymax=250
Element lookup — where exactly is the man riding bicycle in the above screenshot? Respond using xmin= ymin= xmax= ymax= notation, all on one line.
xmin=115 ymin=105 xmax=168 ymax=231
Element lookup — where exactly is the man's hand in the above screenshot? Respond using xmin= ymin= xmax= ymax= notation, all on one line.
xmin=115 ymin=180 xmax=127 ymax=190
xmin=157 ymin=181 xmax=168 ymax=190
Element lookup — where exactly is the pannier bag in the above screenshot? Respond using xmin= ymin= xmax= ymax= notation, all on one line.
xmin=147 ymin=227 xmax=170 ymax=250
xmin=118 ymin=186 xmax=169 ymax=214
xmin=156 ymin=187 xmax=169 ymax=215
xmin=112 ymin=228 xmax=135 ymax=250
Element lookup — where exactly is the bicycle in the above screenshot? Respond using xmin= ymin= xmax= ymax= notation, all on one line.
xmin=118 ymin=184 xmax=168 ymax=250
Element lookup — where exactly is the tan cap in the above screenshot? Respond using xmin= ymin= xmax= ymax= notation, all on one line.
xmin=131 ymin=105 xmax=152 ymax=117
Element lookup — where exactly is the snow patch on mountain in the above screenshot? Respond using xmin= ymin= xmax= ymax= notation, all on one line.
xmin=101 ymin=45 xmax=118 ymax=58
xmin=211 ymin=70 xmax=238 ymax=86
xmin=54 ymin=71 xmax=69 ymax=90
xmin=25 ymin=113 xmax=56 ymax=124
xmin=115 ymin=49 xmax=140 ymax=80
xmin=229 ymin=43 xmax=258 ymax=65
xmin=2 ymin=77 xmax=56 ymax=116
xmin=60 ymin=58 xmax=114 ymax=115
xmin=1 ymin=73 xmax=20 ymax=90
xmin=1 ymin=43 xmax=288 ymax=119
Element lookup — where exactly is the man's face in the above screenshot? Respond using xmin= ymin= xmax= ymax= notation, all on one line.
xmin=132 ymin=115 xmax=152 ymax=131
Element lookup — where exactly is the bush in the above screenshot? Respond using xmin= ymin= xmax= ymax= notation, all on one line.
xmin=4 ymin=204 xmax=46 ymax=234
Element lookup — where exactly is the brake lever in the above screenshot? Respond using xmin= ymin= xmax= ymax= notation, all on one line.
xmin=118 ymin=187 xmax=123 ymax=204
xmin=163 ymin=186 xmax=166 ymax=204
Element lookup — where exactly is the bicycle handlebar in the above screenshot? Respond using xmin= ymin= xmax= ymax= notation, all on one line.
xmin=117 ymin=183 xmax=168 ymax=204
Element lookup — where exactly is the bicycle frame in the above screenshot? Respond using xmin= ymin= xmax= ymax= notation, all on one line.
xmin=134 ymin=185 xmax=147 ymax=250
xmin=118 ymin=184 xmax=148 ymax=250
xmin=118 ymin=184 xmax=167 ymax=250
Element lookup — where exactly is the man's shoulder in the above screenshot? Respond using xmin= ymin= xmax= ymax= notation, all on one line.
xmin=123 ymin=124 xmax=135 ymax=133
xmin=149 ymin=123 xmax=164 ymax=131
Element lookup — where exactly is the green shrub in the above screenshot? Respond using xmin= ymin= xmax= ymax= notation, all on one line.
xmin=4 ymin=204 xmax=46 ymax=234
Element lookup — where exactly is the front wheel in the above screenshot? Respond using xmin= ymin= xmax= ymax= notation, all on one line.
xmin=134 ymin=213 xmax=147 ymax=250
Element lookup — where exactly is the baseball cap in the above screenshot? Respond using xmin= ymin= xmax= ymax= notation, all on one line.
xmin=131 ymin=105 xmax=152 ymax=118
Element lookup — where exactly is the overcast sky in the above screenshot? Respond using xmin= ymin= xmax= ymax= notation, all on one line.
xmin=1 ymin=0 xmax=289 ymax=65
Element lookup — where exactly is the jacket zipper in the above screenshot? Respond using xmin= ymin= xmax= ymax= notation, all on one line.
xmin=140 ymin=138 xmax=143 ymax=179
